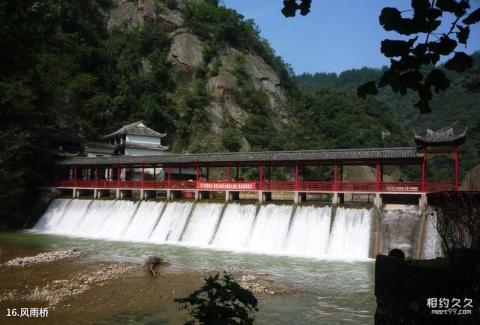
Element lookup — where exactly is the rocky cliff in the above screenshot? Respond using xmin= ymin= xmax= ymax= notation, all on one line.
xmin=106 ymin=0 xmax=291 ymax=152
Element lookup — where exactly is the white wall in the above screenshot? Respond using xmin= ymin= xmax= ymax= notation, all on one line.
xmin=126 ymin=134 xmax=162 ymax=145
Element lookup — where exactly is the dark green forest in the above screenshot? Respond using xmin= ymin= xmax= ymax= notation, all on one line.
xmin=296 ymin=53 xmax=480 ymax=182
xmin=0 ymin=0 xmax=478 ymax=228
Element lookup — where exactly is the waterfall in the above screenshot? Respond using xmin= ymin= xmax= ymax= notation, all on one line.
xmin=97 ymin=201 xmax=140 ymax=239
xmin=149 ymin=202 xmax=193 ymax=243
xmin=34 ymin=199 xmax=376 ymax=260
xmin=327 ymin=207 xmax=372 ymax=259
xmin=211 ymin=203 xmax=257 ymax=250
xmin=285 ymin=206 xmax=332 ymax=257
xmin=247 ymin=204 xmax=293 ymax=254
xmin=33 ymin=198 xmax=71 ymax=232
xmin=54 ymin=199 xmax=92 ymax=235
xmin=77 ymin=200 xmax=117 ymax=237
xmin=124 ymin=201 xmax=165 ymax=241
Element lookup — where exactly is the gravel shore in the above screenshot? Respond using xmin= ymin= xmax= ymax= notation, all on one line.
xmin=3 ymin=249 xmax=82 ymax=267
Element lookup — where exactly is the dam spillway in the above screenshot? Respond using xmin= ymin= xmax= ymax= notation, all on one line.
xmin=33 ymin=199 xmax=442 ymax=260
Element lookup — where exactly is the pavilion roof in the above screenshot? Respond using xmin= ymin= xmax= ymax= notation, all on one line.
xmin=414 ymin=127 xmax=466 ymax=146
xmin=104 ymin=121 xmax=167 ymax=139
xmin=57 ymin=147 xmax=422 ymax=167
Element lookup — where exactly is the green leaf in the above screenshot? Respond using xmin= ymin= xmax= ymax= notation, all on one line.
xmin=379 ymin=7 xmax=402 ymax=31
xmin=444 ymin=52 xmax=473 ymax=72
xmin=436 ymin=0 xmax=458 ymax=13
xmin=430 ymin=36 xmax=457 ymax=55
xmin=380 ymin=38 xmax=416 ymax=58
xmin=412 ymin=0 xmax=431 ymax=14
xmin=454 ymin=0 xmax=470 ymax=17
xmin=463 ymin=8 xmax=480 ymax=25
xmin=299 ymin=0 xmax=311 ymax=16
xmin=425 ymin=69 xmax=450 ymax=93
xmin=456 ymin=25 xmax=469 ymax=45
xmin=357 ymin=81 xmax=378 ymax=99
xmin=281 ymin=0 xmax=298 ymax=17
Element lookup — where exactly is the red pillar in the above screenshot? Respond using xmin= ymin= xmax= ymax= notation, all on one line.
xmin=269 ymin=165 xmax=272 ymax=183
xmin=141 ymin=165 xmax=145 ymax=187
xmin=454 ymin=146 xmax=459 ymax=191
xmin=375 ymin=163 xmax=382 ymax=192
xmin=153 ymin=166 xmax=156 ymax=184
xmin=295 ymin=163 xmax=300 ymax=190
xmin=206 ymin=166 xmax=209 ymax=181
xmin=421 ymin=157 xmax=427 ymax=192
xmin=195 ymin=165 xmax=200 ymax=182
xmin=117 ymin=167 xmax=120 ymax=187
xmin=73 ymin=167 xmax=77 ymax=187
xmin=259 ymin=165 xmax=264 ymax=189
xmin=95 ymin=167 xmax=99 ymax=187
xmin=333 ymin=163 xmax=338 ymax=191
xmin=236 ymin=165 xmax=239 ymax=181
xmin=226 ymin=164 xmax=231 ymax=182
xmin=168 ymin=167 xmax=172 ymax=187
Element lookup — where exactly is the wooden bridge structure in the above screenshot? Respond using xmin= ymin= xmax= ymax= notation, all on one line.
xmin=53 ymin=128 xmax=466 ymax=207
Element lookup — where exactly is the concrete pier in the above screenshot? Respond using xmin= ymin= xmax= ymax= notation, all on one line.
xmin=374 ymin=193 xmax=383 ymax=209
xmin=332 ymin=192 xmax=344 ymax=205
xmin=258 ymin=191 xmax=272 ymax=203
xmin=226 ymin=191 xmax=240 ymax=202
xmin=294 ymin=192 xmax=306 ymax=204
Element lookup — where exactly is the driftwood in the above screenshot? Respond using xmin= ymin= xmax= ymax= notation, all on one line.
xmin=143 ymin=256 xmax=165 ymax=277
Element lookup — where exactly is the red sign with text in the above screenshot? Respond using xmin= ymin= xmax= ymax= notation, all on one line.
xmin=196 ymin=182 xmax=257 ymax=191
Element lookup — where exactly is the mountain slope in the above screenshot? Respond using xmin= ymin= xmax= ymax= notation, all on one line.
xmin=296 ymin=54 xmax=480 ymax=180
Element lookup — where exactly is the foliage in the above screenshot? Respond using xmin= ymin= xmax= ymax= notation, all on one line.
xmin=296 ymin=54 xmax=480 ymax=181
xmin=434 ymin=193 xmax=480 ymax=255
xmin=221 ymin=126 xmax=242 ymax=152
xmin=280 ymin=0 xmax=479 ymax=112
xmin=357 ymin=0 xmax=480 ymax=113
xmin=183 ymin=0 xmax=296 ymax=91
xmin=175 ymin=272 xmax=258 ymax=325
xmin=281 ymin=0 xmax=311 ymax=17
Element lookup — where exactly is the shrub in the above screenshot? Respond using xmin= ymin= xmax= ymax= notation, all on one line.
xmin=175 ymin=272 xmax=258 ymax=325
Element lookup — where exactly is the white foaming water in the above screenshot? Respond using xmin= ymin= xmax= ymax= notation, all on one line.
xmin=33 ymin=199 xmax=72 ymax=232
xmin=247 ymin=204 xmax=293 ymax=254
xmin=181 ymin=203 xmax=224 ymax=246
xmin=327 ymin=207 xmax=372 ymax=259
xmin=211 ymin=204 xmax=257 ymax=249
xmin=422 ymin=212 xmax=443 ymax=259
xmin=124 ymin=201 xmax=165 ymax=241
xmin=149 ymin=202 xmax=193 ymax=243
xmin=35 ymin=199 xmax=377 ymax=260
xmin=54 ymin=200 xmax=93 ymax=235
xmin=97 ymin=201 xmax=139 ymax=239
xmin=77 ymin=200 xmax=117 ymax=237
xmin=285 ymin=206 xmax=332 ymax=257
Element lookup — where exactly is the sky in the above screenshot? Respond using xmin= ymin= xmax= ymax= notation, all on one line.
xmin=222 ymin=0 xmax=480 ymax=75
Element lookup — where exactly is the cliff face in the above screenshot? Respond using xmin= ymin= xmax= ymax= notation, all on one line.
xmin=106 ymin=0 xmax=290 ymax=151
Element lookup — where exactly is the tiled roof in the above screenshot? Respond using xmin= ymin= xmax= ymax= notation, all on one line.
xmin=104 ymin=121 xmax=167 ymax=138
xmin=414 ymin=128 xmax=466 ymax=146
xmin=57 ymin=147 xmax=422 ymax=166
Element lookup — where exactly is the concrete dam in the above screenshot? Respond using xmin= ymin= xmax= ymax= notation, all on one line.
xmin=33 ymin=199 xmax=442 ymax=260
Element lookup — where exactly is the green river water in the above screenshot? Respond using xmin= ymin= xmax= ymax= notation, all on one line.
xmin=0 ymin=232 xmax=375 ymax=324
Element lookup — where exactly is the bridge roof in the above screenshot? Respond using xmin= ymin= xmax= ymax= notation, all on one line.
xmin=414 ymin=127 xmax=466 ymax=146
xmin=57 ymin=147 xmax=422 ymax=167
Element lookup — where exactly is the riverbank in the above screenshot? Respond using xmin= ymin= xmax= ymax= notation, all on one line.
xmin=0 ymin=240 xmax=303 ymax=324
xmin=0 ymin=232 xmax=375 ymax=324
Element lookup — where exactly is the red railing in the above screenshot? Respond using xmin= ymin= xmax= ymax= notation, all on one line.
xmin=54 ymin=180 xmax=454 ymax=193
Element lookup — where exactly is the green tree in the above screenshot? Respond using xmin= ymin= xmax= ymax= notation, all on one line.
xmin=175 ymin=272 xmax=258 ymax=325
